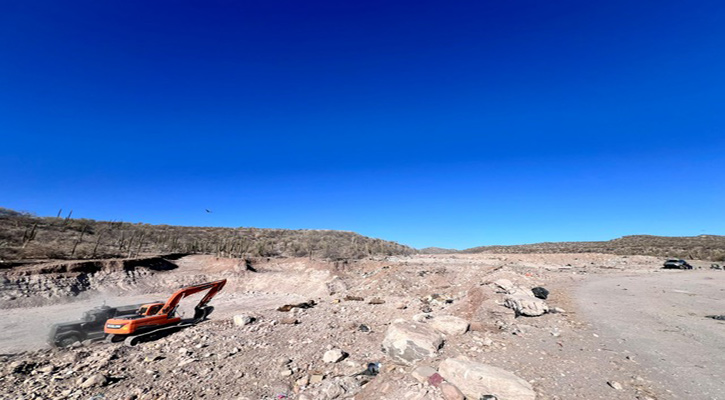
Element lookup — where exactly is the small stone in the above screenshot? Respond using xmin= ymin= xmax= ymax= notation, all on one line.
xmin=177 ymin=358 xmax=197 ymax=368
xmin=440 ymin=382 xmax=465 ymax=400
xmin=411 ymin=366 xmax=437 ymax=383
xmin=80 ymin=373 xmax=107 ymax=388
xmin=296 ymin=376 xmax=310 ymax=386
xmin=429 ymin=315 xmax=470 ymax=336
xmin=323 ymin=348 xmax=347 ymax=363
xmin=280 ymin=317 xmax=299 ymax=325
xmin=531 ymin=287 xmax=549 ymax=300
xmin=37 ymin=364 xmax=55 ymax=374
xmin=310 ymin=374 xmax=325 ymax=383
xmin=428 ymin=373 xmax=444 ymax=387
xmin=280 ymin=369 xmax=293 ymax=377
xmin=144 ymin=354 xmax=163 ymax=362
xmin=368 ymin=298 xmax=385 ymax=305
xmin=607 ymin=381 xmax=623 ymax=390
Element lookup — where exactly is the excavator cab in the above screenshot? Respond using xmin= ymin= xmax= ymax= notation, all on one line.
xmin=137 ymin=303 xmax=165 ymax=316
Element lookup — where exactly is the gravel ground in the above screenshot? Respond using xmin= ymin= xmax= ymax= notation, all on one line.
xmin=1 ymin=253 xmax=720 ymax=399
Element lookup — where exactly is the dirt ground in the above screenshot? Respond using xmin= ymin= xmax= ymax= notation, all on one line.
xmin=0 ymin=253 xmax=722 ymax=400
xmin=576 ymin=270 xmax=725 ymax=400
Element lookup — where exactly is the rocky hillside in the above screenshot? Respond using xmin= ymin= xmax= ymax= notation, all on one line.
xmin=0 ymin=208 xmax=414 ymax=263
xmin=463 ymin=234 xmax=725 ymax=261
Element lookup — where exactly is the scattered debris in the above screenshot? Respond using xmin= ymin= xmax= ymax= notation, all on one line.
xmin=353 ymin=362 xmax=380 ymax=377
xmin=663 ymin=259 xmax=693 ymax=270
xmin=277 ymin=300 xmax=316 ymax=312
xmin=344 ymin=295 xmax=364 ymax=302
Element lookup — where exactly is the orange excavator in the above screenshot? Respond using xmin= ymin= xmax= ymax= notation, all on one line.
xmin=104 ymin=279 xmax=226 ymax=346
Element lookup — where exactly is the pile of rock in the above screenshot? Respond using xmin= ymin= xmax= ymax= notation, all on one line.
xmin=495 ymin=279 xmax=550 ymax=317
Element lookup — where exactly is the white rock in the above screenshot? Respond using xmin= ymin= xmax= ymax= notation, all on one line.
xmin=381 ymin=320 xmax=444 ymax=365
xmin=429 ymin=316 xmax=470 ymax=336
xmin=323 ymin=348 xmax=346 ymax=363
xmin=439 ymin=357 xmax=535 ymax=400
xmin=233 ymin=315 xmax=254 ymax=327
xmin=413 ymin=313 xmax=432 ymax=322
xmin=504 ymin=294 xmax=549 ymax=316
xmin=608 ymin=381 xmax=623 ymax=390
xmin=79 ymin=373 xmax=107 ymax=388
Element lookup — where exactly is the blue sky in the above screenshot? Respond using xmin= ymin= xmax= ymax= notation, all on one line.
xmin=1 ymin=1 xmax=724 ymax=249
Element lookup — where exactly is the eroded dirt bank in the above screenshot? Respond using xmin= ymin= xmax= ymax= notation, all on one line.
xmin=0 ymin=253 xmax=720 ymax=399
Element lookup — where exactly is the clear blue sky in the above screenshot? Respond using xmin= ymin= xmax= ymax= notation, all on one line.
xmin=1 ymin=1 xmax=724 ymax=249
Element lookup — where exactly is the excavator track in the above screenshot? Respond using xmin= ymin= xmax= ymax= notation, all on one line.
xmin=113 ymin=307 xmax=215 ymax=347
xmin=122 ymin=322 xmax=195 ymax=347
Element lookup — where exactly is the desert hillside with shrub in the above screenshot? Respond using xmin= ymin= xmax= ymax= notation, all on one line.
xmin=0 ymin=208 xmax=415 ymax=263
xmin=463 ymin=234 xmax=725 ymax=261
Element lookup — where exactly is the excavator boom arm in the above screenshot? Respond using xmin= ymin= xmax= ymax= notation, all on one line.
xmin=159 ymin=279 xmax=227 ymax=315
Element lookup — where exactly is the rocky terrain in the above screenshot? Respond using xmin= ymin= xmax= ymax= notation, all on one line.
xmin=3 ymin=253 xmax=722 ymax=399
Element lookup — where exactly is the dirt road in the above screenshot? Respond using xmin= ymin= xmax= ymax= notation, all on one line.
xmin=577 ymin=270 xmax=725 ymax=400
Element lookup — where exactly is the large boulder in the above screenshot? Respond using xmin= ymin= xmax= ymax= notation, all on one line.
xmin=504 ymin=294 xmax=548 ymax=317
xmin=439 ymin=358 xmax=535 ymax=400
xmin=428 ymin=316 xmax=470 ymax=336
xmin=382 ymin=320 xmax=444 ymax=365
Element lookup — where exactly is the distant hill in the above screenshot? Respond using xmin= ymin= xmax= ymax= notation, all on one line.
xmin=462 ymin=235 xmax=725 ymax=261
xmin=418 ymin=247 xmax=460 ymax=254
xmin=0 ymin=208 xmax=415 ymax=262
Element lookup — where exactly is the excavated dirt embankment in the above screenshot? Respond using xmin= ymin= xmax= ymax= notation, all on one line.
xmin=1 ymin=256 xmax=215 ymax=308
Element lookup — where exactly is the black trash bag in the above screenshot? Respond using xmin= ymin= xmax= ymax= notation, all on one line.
xmin=531 ymin=287 xmax=549 ymax=300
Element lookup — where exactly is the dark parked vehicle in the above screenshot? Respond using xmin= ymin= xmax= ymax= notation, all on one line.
xmin=48 ymin=303 xmax=155 ymax=347
xmin=663 ymin=259 xmax=693 ymax=270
